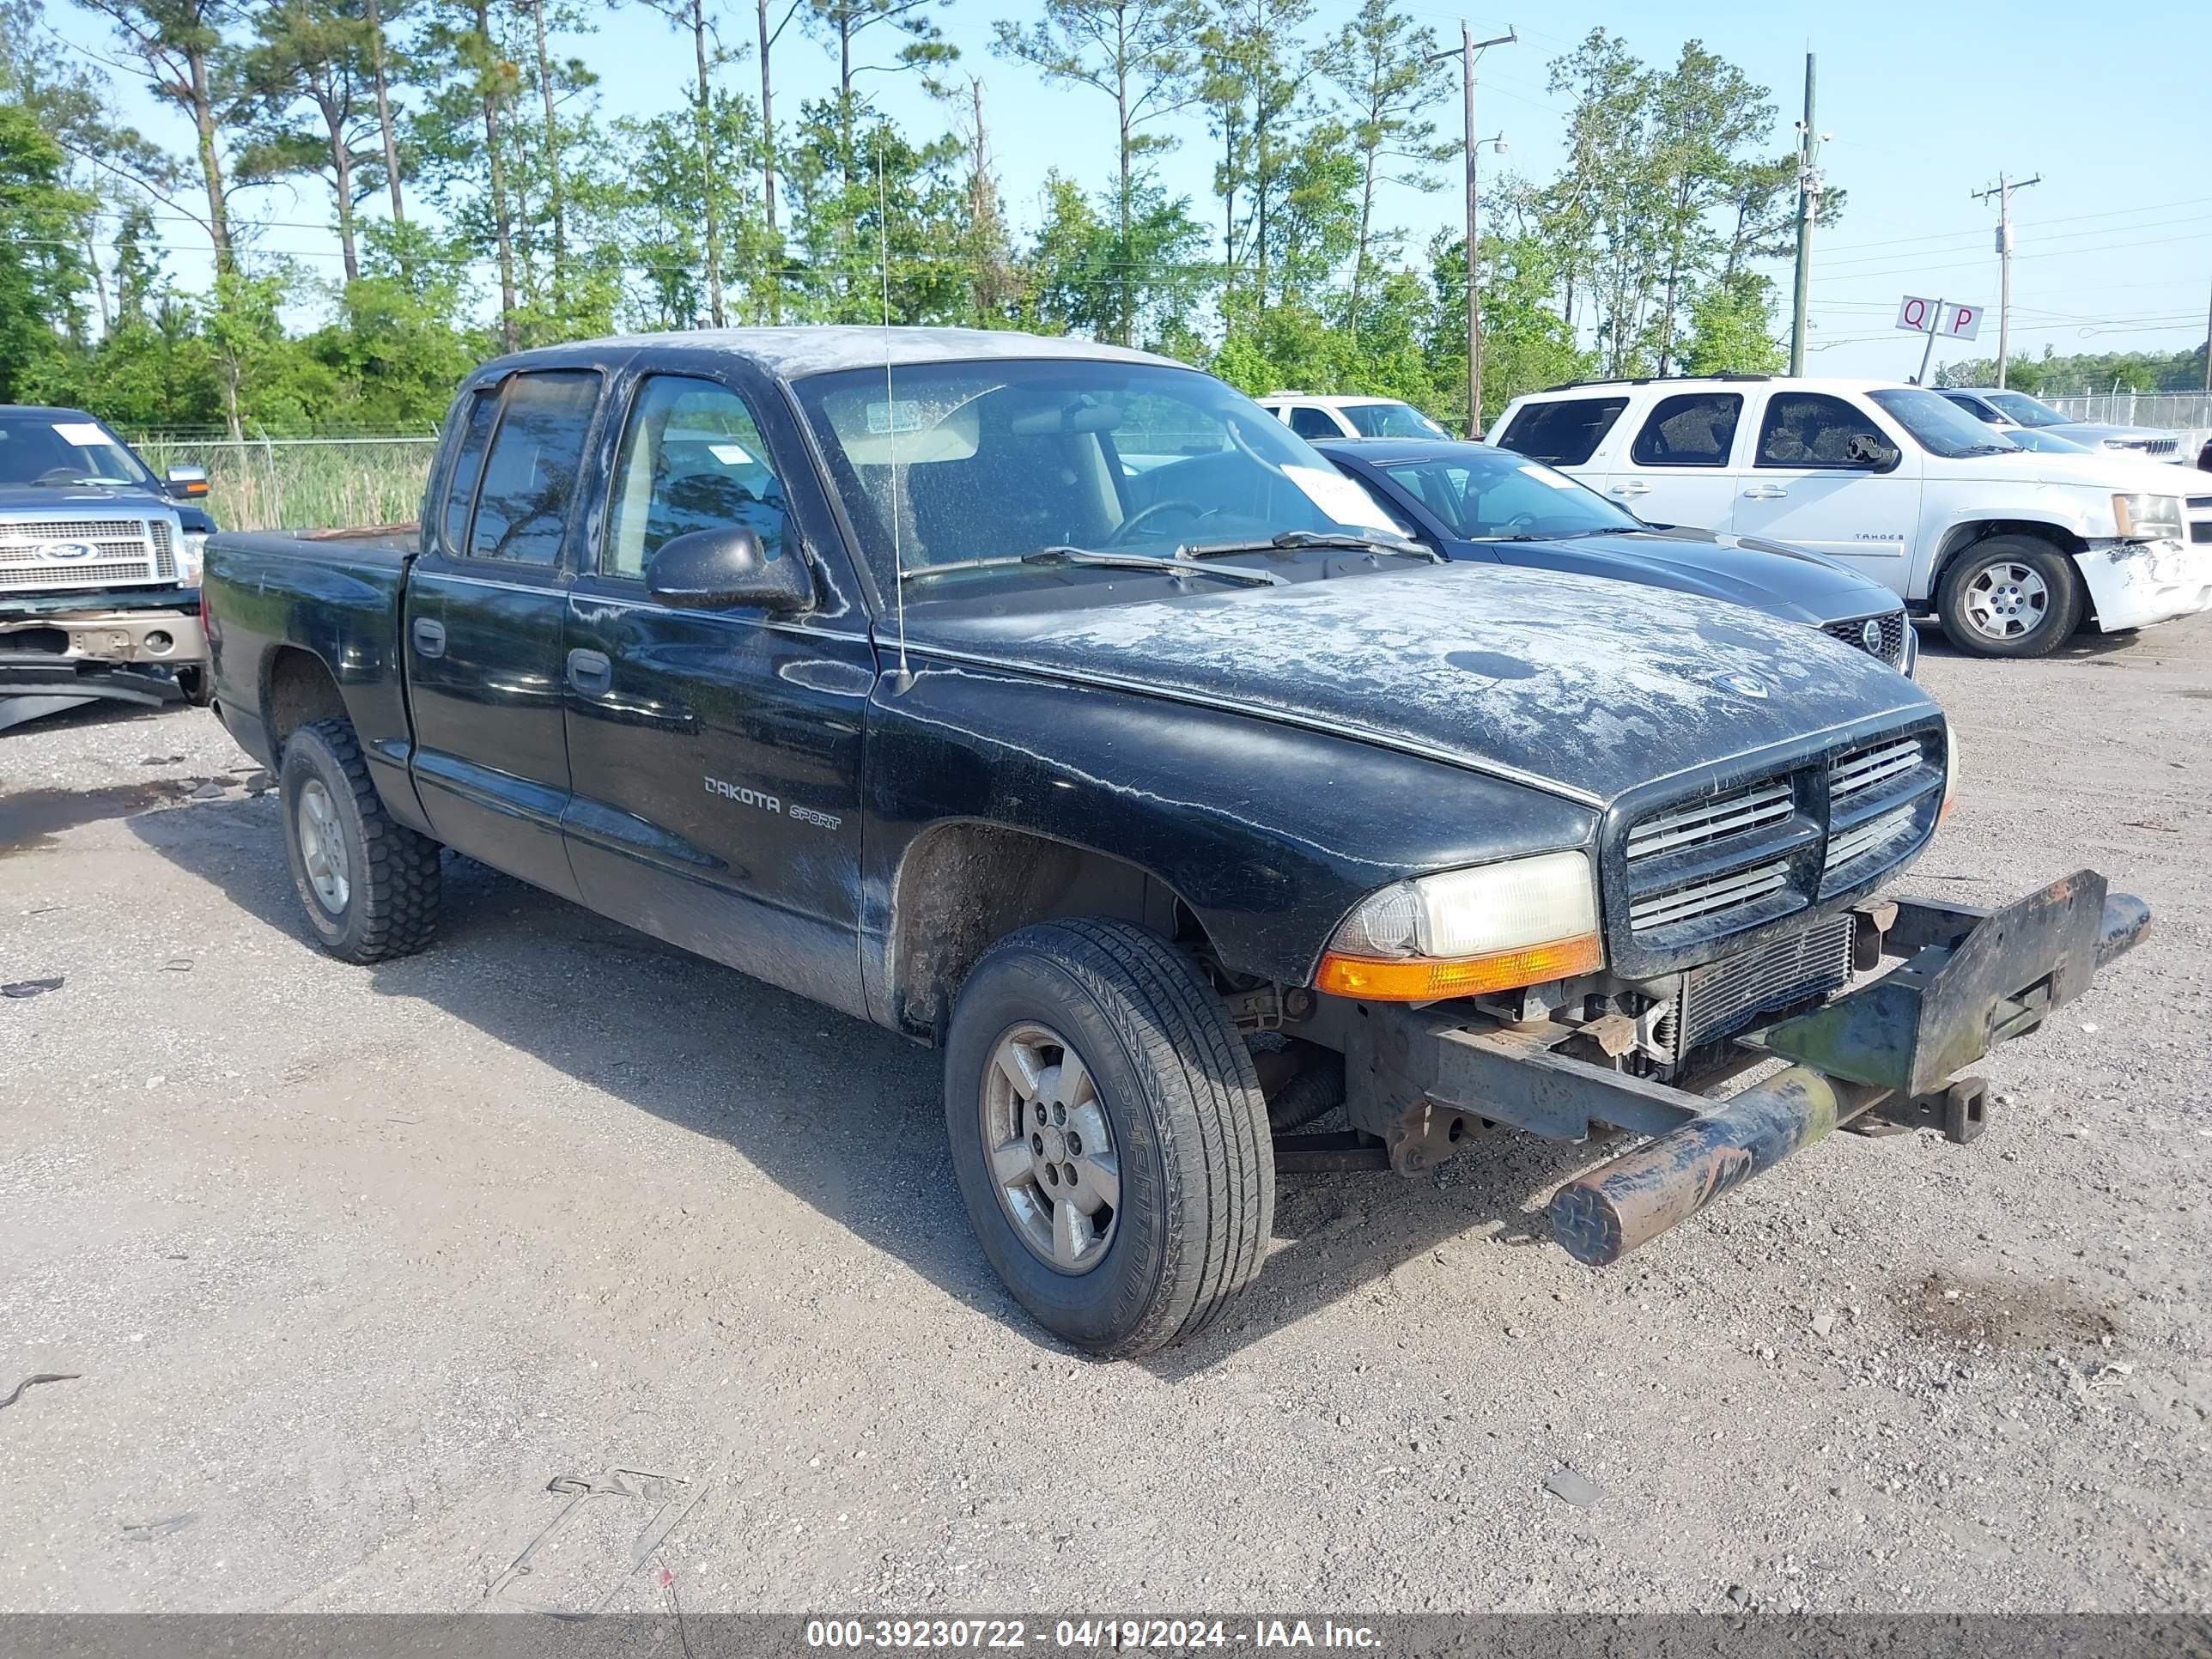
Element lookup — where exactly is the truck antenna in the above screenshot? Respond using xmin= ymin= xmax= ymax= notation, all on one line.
xmin=878 ymin=138 xmax=912 ymax=690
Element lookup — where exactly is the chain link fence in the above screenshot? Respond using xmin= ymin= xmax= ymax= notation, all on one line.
xmin=2042 ymin=392 xmax=2212 ymax=431
xmin=127 ymin=433 xmax=440 ymax=532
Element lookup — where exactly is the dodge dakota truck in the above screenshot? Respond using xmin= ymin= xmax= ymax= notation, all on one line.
xmin=202 ymin=329 xmax=2150 ymax=1356
xmin=0 ymin=405 xmax=216 ymax=731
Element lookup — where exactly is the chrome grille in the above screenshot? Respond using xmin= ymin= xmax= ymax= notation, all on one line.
xmin=1668 ymin=912 xmax=1856 ymax=1059
xmin=0 ymin=515 xmax=174 ymax=592
xmin=1629 ymin=859 xmax=1791 ymax=931
xmin=0 ymin=560 xmax=160 ymax=587
xmin=1830 ymin=736 xmax=1923 ymax=801
xmin=1821 ymin=611 xmax=1908 ymax=668
xmin=1826 ymin=803 xmax=1918 ymax=872
xmin=2142 ymin=438 xmax=2177 ymax=458
xmin=1626 ymin=781 xmax=1792 ymax=862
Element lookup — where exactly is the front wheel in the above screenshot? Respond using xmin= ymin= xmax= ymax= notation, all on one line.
xmin=945 ymin=918 xmax=1274 ymax=1358
xmin=1936 ymin=538 xmax=2084 ymax=659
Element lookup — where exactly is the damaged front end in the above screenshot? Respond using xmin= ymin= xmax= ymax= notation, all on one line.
xmin=1300 ymin=870 xmax=2149 ymax=1267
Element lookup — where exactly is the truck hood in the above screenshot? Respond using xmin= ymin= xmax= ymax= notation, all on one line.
xmin=1946 ymin=451 xmax=2191 ymax=493
xmin=908 ymin=562 xmax=1936 ymax=807
xmin=0 ymin=482 xmax=173 ymax=515
xmin=1495 ymin=526 xmax=1893 ymax=623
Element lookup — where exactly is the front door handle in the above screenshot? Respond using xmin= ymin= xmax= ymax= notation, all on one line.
xmin=1608 ymin=480 xmax=1652 ymax=497
xmin=1741 ymin=483 xmax=1790 ymax=500
xmin=566 ymin=647 xmax=612 ymax=696
xmin=410 ymin=617 xmax=446 ymax=658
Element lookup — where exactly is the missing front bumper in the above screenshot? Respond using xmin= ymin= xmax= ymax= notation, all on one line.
xmin=1340 ymin=871 xmax=2151 ymax=1267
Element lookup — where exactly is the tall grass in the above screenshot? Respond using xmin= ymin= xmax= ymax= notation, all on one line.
xmin=133 ymin=438 xmax=436 ymax=532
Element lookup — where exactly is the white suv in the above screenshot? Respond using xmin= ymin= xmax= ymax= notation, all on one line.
xmin=1256 ymin=392 xmax=1450 ymax=442
xmin=1490 ymin=374 xmax=2212 ymax=658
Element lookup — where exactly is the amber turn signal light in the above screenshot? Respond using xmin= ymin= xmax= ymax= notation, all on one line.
xmin=1315 ymin=933 xmax=1605 ymax=1002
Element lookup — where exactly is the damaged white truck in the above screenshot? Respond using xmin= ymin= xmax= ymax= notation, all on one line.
xmin=1492 ymin=375 xmax=2212 ymax=659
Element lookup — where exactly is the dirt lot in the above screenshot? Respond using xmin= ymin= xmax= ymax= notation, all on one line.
xmin=2 ymin=621 xmax=2207 ymax=1618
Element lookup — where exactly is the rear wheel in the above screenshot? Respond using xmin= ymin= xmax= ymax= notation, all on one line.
xmin=279 ymin=718 xmax=441 ymax=963
xmin=945 ymin=918 xmax=1273 ymax=1358
xmin=1936 ymin=538 xmax=2083 ymax=659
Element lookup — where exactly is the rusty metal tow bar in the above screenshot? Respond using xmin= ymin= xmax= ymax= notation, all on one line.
xmin=1547 ymin=871 xmax=2150 ymax=1267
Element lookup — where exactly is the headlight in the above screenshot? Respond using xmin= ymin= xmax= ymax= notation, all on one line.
xmin=1900 ymin=618 xmax=1920 ymax=679
xmin=1316 ymin=849 xmax=1602 ymax=1001
xmin=178 ymin=531 xmax=207 ymax=586
xmin=2112 ymin=493 xmax=2185 ymax=540
xmin=1940 ymin=721 xmax=1960 ymax=826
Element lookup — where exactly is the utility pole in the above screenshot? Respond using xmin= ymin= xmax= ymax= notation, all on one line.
xmin=1788 ymin=53 xmax=1819 ymax=376
xmin=1972 ymin=171 xmax=2040 ymax=388
xmin=2202 ymin=274 xmax=2209 ymax=395
xmin=1429 ymin=25 xmax=1516 ymax=434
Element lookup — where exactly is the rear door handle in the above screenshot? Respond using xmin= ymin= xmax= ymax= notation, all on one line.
xmin=566 ymin=647 xmax=612 ymax=696
xmin=410 ymin=617 xmax=446 ymax=658
xmin=1608 ymin=480 xmax=1652 ymax=497
xmin=1741 ymin=484 xmax=1790 ymax=500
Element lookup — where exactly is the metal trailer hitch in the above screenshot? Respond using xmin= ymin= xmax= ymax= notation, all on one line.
xmin=1546 ymin=871 xmax=2150 ymax=1266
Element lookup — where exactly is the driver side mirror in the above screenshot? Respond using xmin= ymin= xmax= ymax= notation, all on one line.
xmin=1846 ymin=434 xmax=1900 ymax=471
xmin=646 ymin=526 xmax=812 ymax=615
xmin=164 ymin=465 xmax=210 ymax=499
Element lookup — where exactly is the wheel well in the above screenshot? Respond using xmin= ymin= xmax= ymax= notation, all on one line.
xmin=1931 ymin=520 xmax=2085 ymax=598
xmin=264 ymin=647 xmax=347 ymax=755
xmin=889 ymin=823 xmax=1215 ymax=1041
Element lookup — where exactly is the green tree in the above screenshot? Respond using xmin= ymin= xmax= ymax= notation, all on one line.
xmin=412 ymin=0 xmax=523 ymax=348
xmin=1678 ymin=270 xmax=1783 ymax=375
xmin=1316 ymin=0 xmax=1450 ymax=340
xmin=990 ymin=0 xmax=1202 ymax=343
xmin=0 ymin=101 xmax=94 ymax=401
xmin=235 ymin=0 xmax=383 ymax=281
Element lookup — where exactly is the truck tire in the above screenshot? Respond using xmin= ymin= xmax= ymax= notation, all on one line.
xmin=278 ymin=718 xmax=441 ymax=963
xmin=945 ymin=918 xmax=1274 ymax=1358
xmin=175 ymin=665 xmax=212 ymax=707
xmin=1936 ymin=538 xmax=2083 ymax=659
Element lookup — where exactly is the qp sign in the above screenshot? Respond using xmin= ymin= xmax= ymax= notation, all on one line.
xmin=1896 ymin=295 xmax=1984 ymax=339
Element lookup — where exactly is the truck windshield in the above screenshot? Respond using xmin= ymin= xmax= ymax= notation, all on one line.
xmin=790 ymin=359 xmax=1404 ymax=592
xmin=1381 ymin=447 xmax=1641 ymax=540
xmin=0 ymin=412 xmax=154 ymax=488
xmin=1866 ymin=388 xmax=2018 ymax=459
xmin=1982 ymin=391 xmax=2073 ymax=428
xmin=1342 ymin=400 xmax=1448 ymax=439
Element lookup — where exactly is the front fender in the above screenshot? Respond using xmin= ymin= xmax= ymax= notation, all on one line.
xmin=860 ymin=656 xmax=1597 ymax=1026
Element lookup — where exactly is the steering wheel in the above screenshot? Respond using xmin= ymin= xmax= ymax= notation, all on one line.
xmin=1503 ymin=511 xmax=1540 ymax=536
xmin=36 ymin=466 xmax=83 ymax=485
xmin=1109 ymin=498 xmax=1208 ymax=544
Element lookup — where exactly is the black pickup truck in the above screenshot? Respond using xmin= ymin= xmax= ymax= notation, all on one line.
xmin=203 ymin=329 xmax=2150 ymax=1356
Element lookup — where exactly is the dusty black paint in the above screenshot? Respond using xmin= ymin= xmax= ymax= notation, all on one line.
xmin=205 ymin=331 xmax=1944 ymax=1044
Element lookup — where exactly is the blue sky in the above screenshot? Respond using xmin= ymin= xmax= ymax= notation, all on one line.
xmin=52 ymin=0 xmax=2212 ymax=381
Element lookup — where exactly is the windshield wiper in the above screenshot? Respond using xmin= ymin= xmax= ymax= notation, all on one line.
xmin=902 ymin=545 xmax=1282 ymax=587
xmin=1180 ymin=529 xmax=1443 ymax=564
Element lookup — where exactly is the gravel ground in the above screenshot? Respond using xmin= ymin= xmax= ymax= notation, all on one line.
xmin=0 ymin=622 xmax=2206 ymax=1617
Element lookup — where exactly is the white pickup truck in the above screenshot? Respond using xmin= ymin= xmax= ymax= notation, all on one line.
xmin=1490 ymin=374 xmax=2212 ymax=658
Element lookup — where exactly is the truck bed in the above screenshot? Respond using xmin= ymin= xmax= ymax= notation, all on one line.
xmin=202 ymin=525 xmax=420 ymax=811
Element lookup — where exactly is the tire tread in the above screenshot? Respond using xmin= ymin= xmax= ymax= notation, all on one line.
xmin=289 ymin=719 xmax=441 ymax=962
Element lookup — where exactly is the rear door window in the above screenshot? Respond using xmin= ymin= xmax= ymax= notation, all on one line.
xmin=466 ymin=370 xmax=602 ymax=564
xmin=1495 ymin=397 xmax=1629 ymax=466
xmin=1629 ymin=392 xmax=1741 ymax=467
xmin=437 ymin=389 xmax=500 ymax=556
